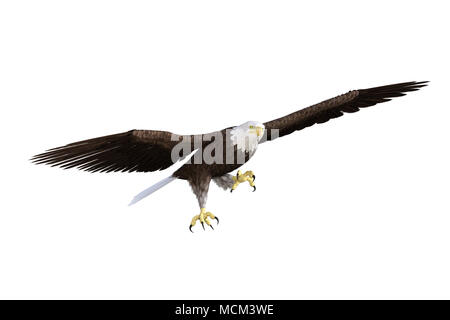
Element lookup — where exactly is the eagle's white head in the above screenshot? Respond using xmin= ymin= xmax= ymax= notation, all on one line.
xmin=230 ymin=121 xmax=265 ymax=153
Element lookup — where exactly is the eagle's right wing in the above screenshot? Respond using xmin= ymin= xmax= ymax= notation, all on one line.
xmin=31 ymin=130 xmax=192 ymax=173
xmin=262 ymin=81 xmax=428 ymax=142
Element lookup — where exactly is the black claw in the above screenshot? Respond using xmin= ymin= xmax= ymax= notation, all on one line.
xmin=230 ymin=189 xmax=233 ymax=193
xmin=189 ymin=225 xmax=194 ymax=233
xmin=201 ymin=222 xmax=205 ymax=230
xmin=209 ymin=224 xmax=214 ymax=230
xmin=253 ymin=186 xmax=256 ymax=192
xmin=215 ymin=216 xmax=220 ymax=225
xmin=252 ymin=175 xmax=256 ymax=181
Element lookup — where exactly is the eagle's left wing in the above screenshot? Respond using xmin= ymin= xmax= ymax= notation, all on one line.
xmin=262 ymin=81 xmax=428 ymax=142
xmin=31 ymin=130 xmax=193 ymax=173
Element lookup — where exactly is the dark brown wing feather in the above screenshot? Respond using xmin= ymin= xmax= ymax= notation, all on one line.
xmin=31 ymin=130 xmax=189 ymax=173
xmin=263 ymin=81 xmax=428 ymax=141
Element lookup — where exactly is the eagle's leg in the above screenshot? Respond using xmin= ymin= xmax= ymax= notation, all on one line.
xmin=188 ymin=174 xmax=218 ymax=232
xmin=230 ymin=170 xmax=256 ymax=192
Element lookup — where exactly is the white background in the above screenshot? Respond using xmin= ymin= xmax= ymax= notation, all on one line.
xmin=1 ymin=1 xmax=449 ymax=299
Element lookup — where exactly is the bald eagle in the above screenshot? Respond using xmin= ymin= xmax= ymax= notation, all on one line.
xmin=32 ymin=81 xmax=427 ymax=231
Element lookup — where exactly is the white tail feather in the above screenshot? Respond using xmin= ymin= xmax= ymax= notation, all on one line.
xmin=128 ymin=148 xmax=198 ymax=206
xmin=128 ymin=176 xmax=176 ymax=206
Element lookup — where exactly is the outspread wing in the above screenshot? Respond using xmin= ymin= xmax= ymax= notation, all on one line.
xmin=262 ymin=81 xmax=428 ymax=141
xmin=31 ymin=130 xmax=191 ymax=173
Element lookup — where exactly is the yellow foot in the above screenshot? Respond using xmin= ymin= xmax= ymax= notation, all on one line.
xmin=230 ymin=170 xmax=256 ymax=193
xmin=189 ymin=208 xmax=219 ymax=232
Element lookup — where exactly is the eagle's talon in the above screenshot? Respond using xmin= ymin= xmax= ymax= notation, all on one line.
xmin=231 ymin=170 xmax=256 ymax=192
xmin=190 ymin=208 xmax=217 ymax=232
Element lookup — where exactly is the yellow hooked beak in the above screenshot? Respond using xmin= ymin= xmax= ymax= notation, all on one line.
xmin=250 ymin=126 xmax=264 ymax=137
xmin=249 ymin=125 xmax=264 ymax=137
xmin=256 ymin=126 xmax=264 ymax=137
